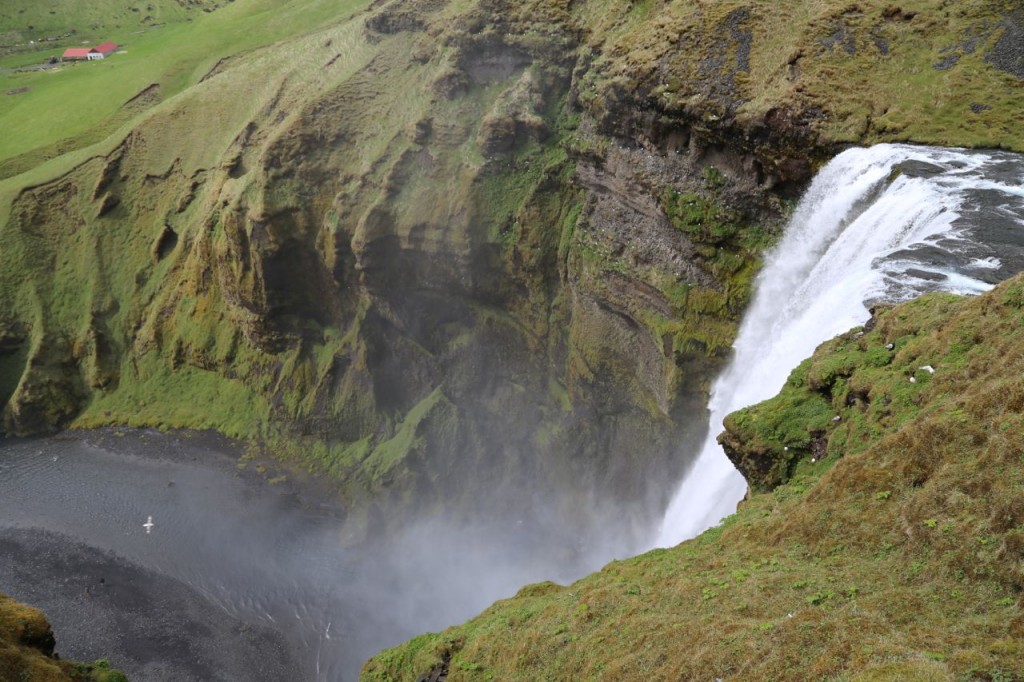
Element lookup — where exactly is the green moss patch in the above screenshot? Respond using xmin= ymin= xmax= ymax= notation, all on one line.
xmin=573 ymin=0 xmax=1024 ymax=153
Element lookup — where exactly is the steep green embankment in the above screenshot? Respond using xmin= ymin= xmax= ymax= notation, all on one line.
xmin=0 ymin=593 xmax=126 ymax=682
xmin=365 ymin=274 xmax=1024 ymax=681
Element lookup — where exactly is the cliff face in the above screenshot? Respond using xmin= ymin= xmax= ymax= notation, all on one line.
xmin=0 ymin=0 xmax=1021 ymax=539
xmin=0 ymin=0 xmax=771 ymax=539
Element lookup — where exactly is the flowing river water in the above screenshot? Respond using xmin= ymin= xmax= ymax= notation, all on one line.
xmin=0 ymin=430 xmax=357 ymax=680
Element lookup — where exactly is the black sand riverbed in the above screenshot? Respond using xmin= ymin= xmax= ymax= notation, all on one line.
xmin=0 ymin=428 xmax=628 ymax=681
xmin=0 ymin=428 xmax=346 ymax=681
xmin=0 ymin=527 xmax=303 ymax=681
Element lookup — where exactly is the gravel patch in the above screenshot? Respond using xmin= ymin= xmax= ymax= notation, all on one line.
xmin=986 ymin=14 xmax=1024 ymax=78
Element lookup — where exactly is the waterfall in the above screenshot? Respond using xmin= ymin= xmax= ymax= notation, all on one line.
xmin=655 ymin=143 xmax=1024 ymax=548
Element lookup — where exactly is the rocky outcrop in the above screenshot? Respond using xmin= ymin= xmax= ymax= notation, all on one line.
xmin=0 ymin=594 xmax=56 ymax=656
xmin=0 ymin=593 xmax=126 ymax=682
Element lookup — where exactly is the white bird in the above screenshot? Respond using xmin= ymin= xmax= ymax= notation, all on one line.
xmin=909 ymin=376 xmax=916 ymax=383
xmin=143 ymin=516 xmax=154 ymax=534
xmin=919 ymin=365 xmax=935 ymax=374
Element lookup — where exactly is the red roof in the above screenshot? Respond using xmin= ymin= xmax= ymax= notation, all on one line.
xmin=62 ymin=48 xmax=90 ymax=58
xmin=92 ymin=42 xmax=118 ymax=55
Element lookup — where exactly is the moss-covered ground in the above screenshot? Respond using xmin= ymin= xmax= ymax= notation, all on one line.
xmin=364 ymin=273 xmax=1024 ymax=681
xmin=0 ymin=593 xmax=127 ymax=682
xmin=572 ymin=0 xmax=1024 ymax=153
xmin=654 ymin=171 xmax=774 ymax=358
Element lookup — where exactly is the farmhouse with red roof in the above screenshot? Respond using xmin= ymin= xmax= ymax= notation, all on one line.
xmin=61 ymin=42 xmax=118 ymax=62
xmin=61 ymin=47 xmax=91 ymax=61
xmin=91 ymin=42 xmax=118 ymax=58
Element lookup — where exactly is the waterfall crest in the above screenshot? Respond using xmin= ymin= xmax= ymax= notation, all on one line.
xmin=655 ymin=143 xmax=1024 ymax=548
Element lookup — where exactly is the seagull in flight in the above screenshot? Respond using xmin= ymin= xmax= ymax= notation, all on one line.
xmin=143 ymin=516 xmax=154 ymax=534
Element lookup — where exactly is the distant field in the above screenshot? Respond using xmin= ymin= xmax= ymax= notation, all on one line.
xmin=0 ymin=0 xmax=218 ymax=39
xmin=0 ymin=0 xmax=368 ymax=178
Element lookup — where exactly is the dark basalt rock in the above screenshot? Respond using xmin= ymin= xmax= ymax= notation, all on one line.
xmin=986 ymin=14 xmax=1024 ymax=78
xmin=416 ymin=663 xmax=449 ymax=682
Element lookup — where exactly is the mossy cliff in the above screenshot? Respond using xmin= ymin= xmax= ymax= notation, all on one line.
xmin=364 ymin=274 xmax=1024 ymax=682
xmin=0 ymin=0 xmax=1021 ymax=539
xmin=0 ymin=593 xmax=126 ymax=682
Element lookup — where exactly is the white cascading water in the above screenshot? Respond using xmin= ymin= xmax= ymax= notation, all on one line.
xmin=655 ymin=143 xmax=1024 ymax=548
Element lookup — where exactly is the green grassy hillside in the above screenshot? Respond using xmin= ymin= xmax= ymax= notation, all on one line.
xmin=0 ymin=0 xmax=366 ymax=179
xmin=0 ymin=0 xmax=217 ymax=40
xmin=365 ymin=275 xmax=1024 ymax=681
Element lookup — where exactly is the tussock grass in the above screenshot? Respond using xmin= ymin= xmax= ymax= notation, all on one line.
xmin=364 ymin=274 xmax=1024 ymax=681
xmin=0 ymin=593 xmax=127 ymax=681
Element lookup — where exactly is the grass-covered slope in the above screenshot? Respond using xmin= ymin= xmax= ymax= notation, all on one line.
xmin=0 ymin=0 xmax=363 ymax=180
xmin=0 ymin=593 xmax=126 ymax=682
xmin=364 ymin=274 xmax=1024 ymax=681
xmin=0 ymin=0 xmax=217 ymax=41
xmin=573 ymin=0 xmax=1024 ymax=154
